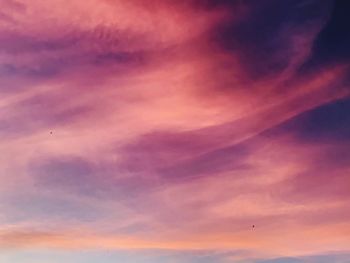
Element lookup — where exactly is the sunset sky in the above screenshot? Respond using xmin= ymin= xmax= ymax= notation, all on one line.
xmin=0 ymin=0 xmax=349 ymax=262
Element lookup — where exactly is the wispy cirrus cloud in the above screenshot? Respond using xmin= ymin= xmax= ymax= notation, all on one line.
xmin=0 ymin=0 xmax=349 ymax=262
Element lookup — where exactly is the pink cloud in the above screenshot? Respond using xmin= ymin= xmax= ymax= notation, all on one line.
xmin=0 ymin=0 xmax=349 ymax=261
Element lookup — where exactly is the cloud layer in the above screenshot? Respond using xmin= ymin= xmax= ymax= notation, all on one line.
xmin=0 ymin=0 xmax=349 ymax=262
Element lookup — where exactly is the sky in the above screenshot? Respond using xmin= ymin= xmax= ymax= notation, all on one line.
xmin=0 ymin=0 xmax=349 ymax=262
